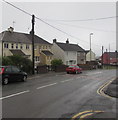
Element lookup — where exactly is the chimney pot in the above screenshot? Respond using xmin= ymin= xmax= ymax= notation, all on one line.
xmin=53 ymin=39 xmax=57 ymax=43
xmin=66 ymin=38 xmax=69 ymax=44
xmin=8 ymin=27 xmax=14 ymax=32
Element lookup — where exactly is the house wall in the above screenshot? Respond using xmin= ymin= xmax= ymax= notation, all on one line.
xmin=65 ymin=51 xmax=77 ymax=65
xmin=3 ymin=42 xmax=32 ymax=59
xmin=34 ymin=44 xmax=53 ymax=65
xmin=77 ymin=52 xmax=86 ymax=64
xmin=0 ymin=41 xmax=2 ymax=57
xmin=86 ymin=51 xmax=96 ymax=61
xmin=102 ymin=53 xmax=117 ymax=64
xmin=52 ymin=43 xmax=65 ymax=64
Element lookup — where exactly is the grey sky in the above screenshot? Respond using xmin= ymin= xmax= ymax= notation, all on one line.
xmin=1 ymin=1 xmax=116 ymax=56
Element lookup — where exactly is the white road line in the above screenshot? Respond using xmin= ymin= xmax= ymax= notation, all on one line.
xmin=0 ymin=90 xmax=30 ymax=100
xmin=60 ymin=79 xmax=73 ymax=83
xmin=86 ymin=72 xmax=102 ymax=75
xmin=37 ymin=83 xmax=57 ymax=89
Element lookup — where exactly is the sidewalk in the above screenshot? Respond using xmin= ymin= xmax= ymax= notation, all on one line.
xmin=104 ymin=78 xmax=118 ymax=98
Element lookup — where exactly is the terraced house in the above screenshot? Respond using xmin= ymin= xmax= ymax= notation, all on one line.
xmin=0 ymin=27 xmax=53 ymax=67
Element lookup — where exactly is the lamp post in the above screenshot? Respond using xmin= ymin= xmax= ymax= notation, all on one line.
xmin=90 ymin=33 xmax=93 ymax=62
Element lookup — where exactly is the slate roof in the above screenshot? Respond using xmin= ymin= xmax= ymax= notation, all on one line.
xmin=104 ymin=52 xmax=118 ymax=58
xmin=41 ymin=50 xmax=53 ymax=56
xmin=56 ymin=42 xmax=85 ymax=52
xmin=10 ymin=50 xmax=27 ymax=56
xmin=0 ymin=31 xmax=51 ymax=45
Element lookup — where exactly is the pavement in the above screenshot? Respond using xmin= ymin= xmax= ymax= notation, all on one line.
xmin=104 ymin=77 xmax=118 ymax=98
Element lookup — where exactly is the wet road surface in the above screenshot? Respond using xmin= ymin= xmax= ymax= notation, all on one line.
xmin=2 ymin=69 xmax=117 ymax=118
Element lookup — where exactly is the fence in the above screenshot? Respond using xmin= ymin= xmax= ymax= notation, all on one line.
xmin=51 ymin=65 xmax=68 ymax=72
xmin=36 ymin=65 xmax=48 ymax=74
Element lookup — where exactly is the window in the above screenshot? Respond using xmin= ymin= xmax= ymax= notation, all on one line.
xmin=12 ymin=67 xmax=20 ymax=73
xmin=26 ymin=44 xmax=29 ymax=49
xmin=4 ymin=43 xmax=9 ymax=48
xmin=11 ymin=43 xmax=14 ymax=49
xmin=77 ymin=53 xmax=80 ymax=56
xmin=20 ymin=44 xmax=23 ymax=49
xmin=81 ymin=59 xmax=84 ymax=61
xmin=16 ymin=44 xmax=18 ymax=49
xmin=35 ymin=56 xmax=40 ymax=62
xmin=43 ymin=46 xmax=45 ymax=49
xmin=34 ymin=45 xmax=37 ymax=50
xmin=5 ymin=67 xmax=12 ymax=73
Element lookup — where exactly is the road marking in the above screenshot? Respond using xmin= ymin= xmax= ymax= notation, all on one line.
xmin=97 ymin=78 xmax=115 ymax=98
xmin=72 ymin=110 xmax=93 ymax=119
xmin=72 ymin=110 xmax=104 ymax=119
xmin=0 ymin=90 xmax=30 ymax=100
xmin=80 ymin=113 xmax=94 ymax=119
xmin=86 ymin=72 xmax=102 ymax=76
xmin=36 ymin=83 xmax=57 ymax=89
xmin=60 ymin=79 xmax=73 ymax=83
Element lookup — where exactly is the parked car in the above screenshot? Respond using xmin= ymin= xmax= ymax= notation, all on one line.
xmin=66 ymin=65 xmax=82 ymax=74
xmin=0 ymin=66 xmax=27 ymax=85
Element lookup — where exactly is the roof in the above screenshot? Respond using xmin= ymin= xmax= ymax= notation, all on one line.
xmin=1 ymin=31 xmax=51 ymax=45
xmin=25 ymin=34 xmax=51 ymax=45
xmin=56 ymin=42 xmax=85 ymax=52
xmin=104 ymin=52 xmax=118 ymax=58
xmin=41 ymin=50 xmax=53 ymax=56
xmin=9 ymin=50 xmax=27 ymax=56
xmin=85 ymin=50 xmax=90 ymax=53
xmin=1 ymin=31 xmax=31 ymax=44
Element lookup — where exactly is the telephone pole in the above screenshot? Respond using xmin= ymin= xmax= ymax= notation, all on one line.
xmin=102 ymin=46 xmax=104 ymax=69
xmin=32 ymin=14 xmax=35 ymax=74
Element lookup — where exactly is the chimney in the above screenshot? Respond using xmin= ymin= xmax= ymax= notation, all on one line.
xmin=53 ymin=39 xmax=57 ymax=43
xmin=66 ymin=38 xmax=69 ymax=44
xmin=8 ymin=27 xmax=14 ymax=32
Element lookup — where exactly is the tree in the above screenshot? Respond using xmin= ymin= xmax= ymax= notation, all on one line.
xmin=51 ymin=59 xmax=63 ymax=66
xmin=2 ymin=55 xmax=32 ymax=74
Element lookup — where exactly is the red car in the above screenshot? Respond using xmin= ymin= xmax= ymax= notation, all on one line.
xmin=66 ymin=65 xmax=82 ymax=74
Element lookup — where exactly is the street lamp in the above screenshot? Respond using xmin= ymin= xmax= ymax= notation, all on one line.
xmin=90 ymin=33 xmax=93 ymax=62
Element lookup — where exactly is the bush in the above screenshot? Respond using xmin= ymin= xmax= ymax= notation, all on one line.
xmin=2 ymin=55 xmax=32 ymax=74
xmin=51 ymin=59 xmax=63 ymax=66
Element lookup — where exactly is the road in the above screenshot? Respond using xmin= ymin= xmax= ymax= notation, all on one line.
xmin=1 ymin=69 xmax=117 ymax=119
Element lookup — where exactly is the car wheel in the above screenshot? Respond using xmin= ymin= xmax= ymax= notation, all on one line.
xmin=67 ymin=72 xmax=69 ymax=74
xmin=22 ymin=76 xmax=27 ymax=82
xmin=75 ymin=70 xmax=78 ymax=74
xmin=3 ymin=78 xmax=9 ymax=85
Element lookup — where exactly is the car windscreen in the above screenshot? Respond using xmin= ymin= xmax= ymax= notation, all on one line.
xmin=68 ymin=66 xmax=75 ymax=68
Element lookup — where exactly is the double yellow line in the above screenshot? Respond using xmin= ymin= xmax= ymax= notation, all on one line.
xmin=72 ymin=110 xmax=104 ymax=120
xmin=97 ymin=78 xmax=115 ymax=99
xmin=72 ymin=78 xmax=115 ymax=119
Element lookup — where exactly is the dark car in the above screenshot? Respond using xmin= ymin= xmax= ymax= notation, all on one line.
xmin=0 ymin=66 xmax=27 ymax=85
xmin=66 ymin=65 xmax=82 ymax=74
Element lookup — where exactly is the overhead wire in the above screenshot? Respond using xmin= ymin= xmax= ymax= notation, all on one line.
xmin=43 ymin=16 xmax=117 ymax=22
xmin=48 ymin=21 xmax=116 ymax=33
xmin=2 ymin=0 xmax=116 ymax=51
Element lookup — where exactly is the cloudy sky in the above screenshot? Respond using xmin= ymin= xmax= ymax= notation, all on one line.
xmin=1 ymin=0 xmax=117 ymax=56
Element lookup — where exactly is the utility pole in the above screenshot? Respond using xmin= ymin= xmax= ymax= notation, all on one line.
xmin=32 ymin=14 xmax=35 ymax=75
xmin=109 ymin=44 xmax=110 ymax=65
xmin=102 ymin=46 xmax=104 ymax=69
